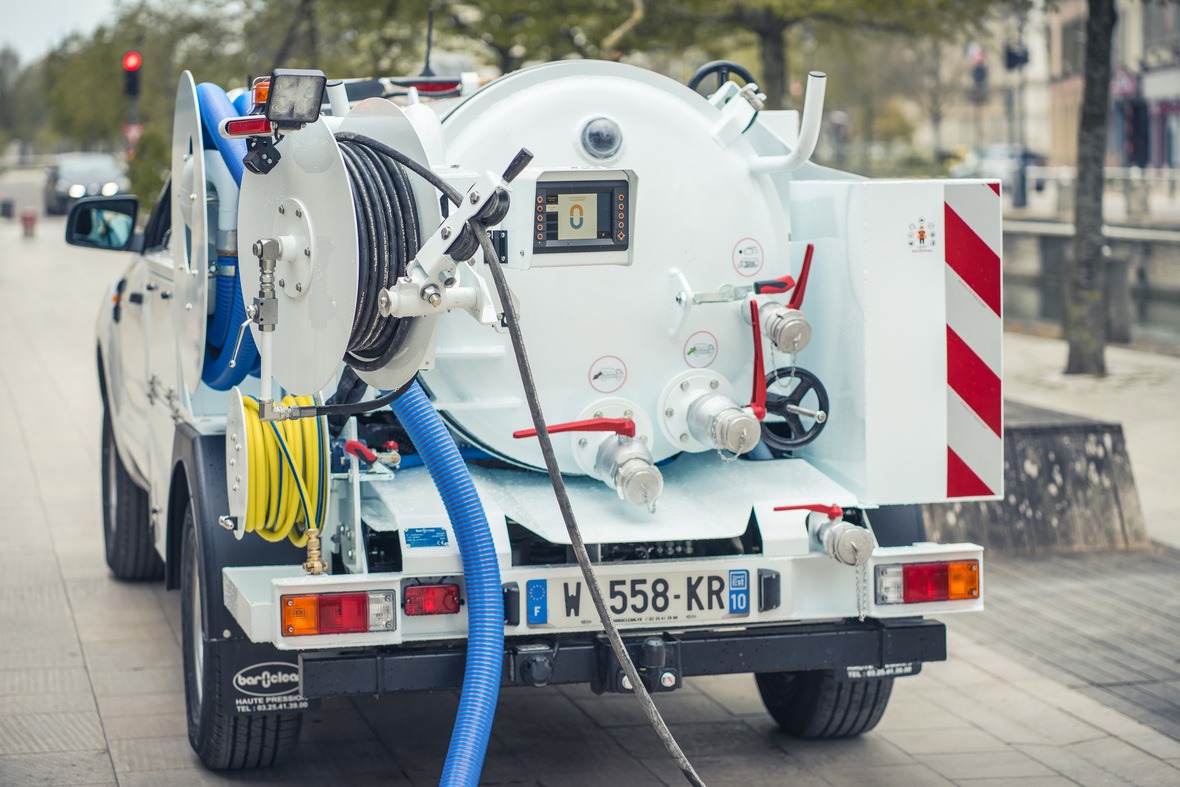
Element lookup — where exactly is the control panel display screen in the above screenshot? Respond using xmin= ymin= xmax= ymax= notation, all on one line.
xmin=534 ymin=179 xmax=629 ymax=254
xmin=556 ymin=193 xmax=597 ymax=241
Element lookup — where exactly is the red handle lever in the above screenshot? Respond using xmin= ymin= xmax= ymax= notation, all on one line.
xmin=344 ymin=439 xmax=378 ymax=463
xmin=514 ymin=417 xmax=636 ymax=439
xmin=773 ymin=503 xmax=843 ymax=520
xmin=753 ymin=274 xmax=796 ymax=295
xmin=787 ymin=243 xmax=815 ymax=311
xmin=748 ymin=299 xmax=767 ymax=421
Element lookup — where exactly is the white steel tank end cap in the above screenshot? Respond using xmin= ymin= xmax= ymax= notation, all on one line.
xmin=616 ymin=458 xmax=664 ymax=509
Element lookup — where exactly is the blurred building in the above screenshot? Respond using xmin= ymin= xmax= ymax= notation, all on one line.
xmin=1048 ymin=0 xmax=1179 ymax=168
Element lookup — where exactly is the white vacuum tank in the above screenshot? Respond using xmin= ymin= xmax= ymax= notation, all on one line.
xmin=420 ymin=61 xmax=793 ymax=493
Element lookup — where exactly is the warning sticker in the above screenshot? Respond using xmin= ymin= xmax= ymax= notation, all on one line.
xmin=589 ymin=355 xmax=627 ymax=393
xmin=683 ymin=331 xmax=718 ymax=368
xmin=732 ymin=238 xmax=764 ymax=277
xmin=906 ymin=217 xmax=937 ymax=253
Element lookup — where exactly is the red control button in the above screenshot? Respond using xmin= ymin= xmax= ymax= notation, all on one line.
xmin=616 ymin=231 xmax=626 ymax=241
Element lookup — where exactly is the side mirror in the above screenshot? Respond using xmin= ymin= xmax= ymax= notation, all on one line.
xmin=65 ymin=196 xmax=140 ymax=251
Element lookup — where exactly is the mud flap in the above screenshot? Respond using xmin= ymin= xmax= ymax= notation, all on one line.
xmin=213 ymin=639 xmax=321 ymax=715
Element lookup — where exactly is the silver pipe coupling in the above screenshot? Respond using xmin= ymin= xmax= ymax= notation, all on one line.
xmin=761 ymin=301 xmax=812 ymax=354
xmin=810 ymin=517 xmax=874 ymax=566
xmin=686 ymin=393 xmax=760 ymax=455
xmin=595 ymin=436 xmax=664 ymax=507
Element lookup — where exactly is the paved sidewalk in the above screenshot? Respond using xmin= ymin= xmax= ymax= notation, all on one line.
xmin=1001 ymin=332 xmax=1180 ymax=550
xmin=1 ymin=198 xmax=1179 ymax=784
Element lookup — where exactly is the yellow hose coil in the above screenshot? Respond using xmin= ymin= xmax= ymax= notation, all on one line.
xmin=241 ymin=395 xmax=328 ymax=547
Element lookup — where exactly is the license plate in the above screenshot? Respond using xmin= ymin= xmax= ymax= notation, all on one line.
xmin=525 ymin=569 xmax=751 ymax=628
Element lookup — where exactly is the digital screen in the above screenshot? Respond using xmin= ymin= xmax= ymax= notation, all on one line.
xmin=534 ymin=179 xmax=629 ymax=254
xmin=556 ymin=193 xmax=597 ymax=241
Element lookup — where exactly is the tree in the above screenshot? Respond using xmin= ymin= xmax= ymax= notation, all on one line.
xmin=1064 ymin=0 xmax=1115 ymax=375
xmin=652 ymin=1 xmax=1005 ymax=110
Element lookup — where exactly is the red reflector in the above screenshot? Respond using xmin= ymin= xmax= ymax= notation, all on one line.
xmin=403 ymin=584 xmax=461 ymax=615
xmin=220 ymin=116 xmax=273 ymax=138
xmin=903 ymin=562 xmax=949 ymax=603
xmin=318 ymin=592 xmax=369 ymax=634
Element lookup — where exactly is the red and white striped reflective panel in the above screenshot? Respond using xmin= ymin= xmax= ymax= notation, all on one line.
xmin=944 ymin=182 xmax=1003 ymax=498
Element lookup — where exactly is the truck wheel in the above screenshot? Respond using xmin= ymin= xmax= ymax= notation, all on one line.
xmin=101 ymin=408 xmax=163 ymax=580
xmin=755 ymin=670 xmax=893 ymax=739
xmin=181 ymin=503 xmax=302 ymax=769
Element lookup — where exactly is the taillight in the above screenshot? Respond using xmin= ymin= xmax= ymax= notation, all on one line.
xmin=875 ymin=560 xmax=979 ymax=605
xmin=281 ymin=591 xmax=395 ymax=636
xmin=219 ymin=116 xmax=273 ymax=138
xmin=403 ymin=584 xmax=462 ymax=616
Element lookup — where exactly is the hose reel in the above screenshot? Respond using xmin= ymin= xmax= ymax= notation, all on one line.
xmin=224 ymin=387 xmax=330 ymax=547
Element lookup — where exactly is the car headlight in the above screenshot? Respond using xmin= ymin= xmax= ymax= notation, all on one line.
xmin=101 ymin=182 xmax=119 ymax=196
xmin=67 ymin=184 xmax=86 ymax=199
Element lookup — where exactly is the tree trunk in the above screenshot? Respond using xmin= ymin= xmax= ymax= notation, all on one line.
xmin=752 ymin=14 xmax=789 ymax=110
xmin=1065 ymin=0 xmax=1116 ymax=375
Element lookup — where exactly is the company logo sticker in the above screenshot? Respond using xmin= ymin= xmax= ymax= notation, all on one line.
xmin=233 ymin=662 xmax=300 ymax=697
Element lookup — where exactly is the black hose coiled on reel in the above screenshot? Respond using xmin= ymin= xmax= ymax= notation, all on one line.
xmin=335 ymin=133 xmax=421 ymax=372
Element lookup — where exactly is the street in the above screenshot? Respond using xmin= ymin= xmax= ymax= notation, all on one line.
xmin=1 ymin=168 xmax=1179 ymax=785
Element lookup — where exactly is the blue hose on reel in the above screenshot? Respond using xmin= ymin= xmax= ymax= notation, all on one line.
xmin=391 ymin=383 xmax=503 ymax=787
xmin=194 ymin=83 xmax=259 ymax=389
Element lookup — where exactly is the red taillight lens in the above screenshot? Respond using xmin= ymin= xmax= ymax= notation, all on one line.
xmin=403 ymin=584 xmax=461 ymax=615
xmin=902 ymin=561 xmax=979 ymax=603
xmin=220 ymin=116 xmax=273 ymax=138
xmin=318 ymin=593 xmax=369 ymax=633
xmin=903 ymin=563 xmax=948 ymax=603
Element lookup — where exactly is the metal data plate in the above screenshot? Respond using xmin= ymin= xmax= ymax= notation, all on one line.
xmin=336 ymin=99 xmax=444 ymax=392
xmin=239 ymin=118 xmax=359 ymax=395
xmin=171 ymin=71 xmax=208 ymax=393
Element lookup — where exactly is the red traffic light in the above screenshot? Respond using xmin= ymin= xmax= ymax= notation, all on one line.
xmin=122 ymin=51 xmax=142 ymax=72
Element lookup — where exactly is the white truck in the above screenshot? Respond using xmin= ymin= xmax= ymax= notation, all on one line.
xmin=68 ymin=59 xmax=997 ymax=778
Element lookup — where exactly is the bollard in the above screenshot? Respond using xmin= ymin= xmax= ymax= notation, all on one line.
xmin=19 ymin=209 xmax=36 ymax=238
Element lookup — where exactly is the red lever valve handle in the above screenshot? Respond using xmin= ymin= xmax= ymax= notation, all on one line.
xmin=773 ymin=503 xmax=843 ymax=520
xmin=748 ymin=299 xmax=767 ymax=421
xmin=753 ymin=274 xmax=796 ymax=295
xmin=513 ymin=417 xmax=636 ymax=440
xmin=344 ymin=439 xmax=378 ymax=463
xmin=787 ymin=243 xmax=815 ymax=311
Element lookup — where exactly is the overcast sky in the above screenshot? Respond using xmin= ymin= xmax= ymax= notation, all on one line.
xmin=3 ymin=0 xmax=119 ymax=65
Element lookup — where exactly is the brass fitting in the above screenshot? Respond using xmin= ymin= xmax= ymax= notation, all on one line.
xmin=303 ymin=527 xmax=327 ymax=575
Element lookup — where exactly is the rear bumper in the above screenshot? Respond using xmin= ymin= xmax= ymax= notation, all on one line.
xmin=298 ymin=617 xmax=945 ymax=698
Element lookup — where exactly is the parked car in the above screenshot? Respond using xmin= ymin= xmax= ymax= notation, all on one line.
xmin=976 ymin=144 xmax=1047 ymax=192
xmin=44 ymin=153 xmax=129 ymax=215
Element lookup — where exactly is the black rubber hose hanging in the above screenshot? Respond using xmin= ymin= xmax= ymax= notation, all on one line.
xmin=331 ymin=132 xmax=705 ymax=786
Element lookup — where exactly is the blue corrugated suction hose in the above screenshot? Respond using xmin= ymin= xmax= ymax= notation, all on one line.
xmin=193 ymin=83 xmax=258 ymax=388
xmin=195 ymin=83 xmax=246 ymax=186
xmin=201 ymin=255 xmax=258 ymax=389
xmin=390 ymin=382 xmax=503 ymax=787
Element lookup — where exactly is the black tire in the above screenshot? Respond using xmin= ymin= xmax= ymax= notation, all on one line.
xmin=755 ymin=670 xmax=893 ymax=739
xmin=181 ymin=502 xmax=302 ymax=769
xmin=101 ymin=408 xmax=163 ymax=580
